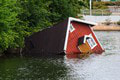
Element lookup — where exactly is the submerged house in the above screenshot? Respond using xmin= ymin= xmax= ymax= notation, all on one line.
xmin=24 ymin=17 xmax=104 ymax=56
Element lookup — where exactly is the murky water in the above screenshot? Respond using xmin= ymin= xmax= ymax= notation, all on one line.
xmin=0 ymin=31 xmax=120 ymax=80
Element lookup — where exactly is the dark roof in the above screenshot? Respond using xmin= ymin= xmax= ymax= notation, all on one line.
xmin=25 ymin=19 xmax=68 ymax=55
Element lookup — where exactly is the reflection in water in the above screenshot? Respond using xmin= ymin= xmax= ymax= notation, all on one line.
xmin=0 ymin=31 xmax=120 ymax=80
xmin=0 ymin=57 xmax=68 ymax=80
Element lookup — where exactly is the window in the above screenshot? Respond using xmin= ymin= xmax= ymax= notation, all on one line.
xmin=70 ymin=24 xmax=75 ymax=32
xmin=87 ymin=35 xmax=97 ymax=49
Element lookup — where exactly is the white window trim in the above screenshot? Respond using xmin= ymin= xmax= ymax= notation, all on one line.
xmin=69 ymin=24 xmax=75 ymax=32
xmin=86 ymin=34 xmax=97 ymax=49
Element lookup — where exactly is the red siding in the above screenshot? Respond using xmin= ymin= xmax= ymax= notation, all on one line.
xmin=66 ymin=22 xmax=104 ymax=54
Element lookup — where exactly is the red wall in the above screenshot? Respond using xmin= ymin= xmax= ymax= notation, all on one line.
xmin=66 ymin=22 xmax=104 ymax=54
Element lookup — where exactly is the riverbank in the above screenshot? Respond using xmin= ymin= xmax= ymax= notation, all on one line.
xmin=93 ymin=25 xmax=120 ymax=31
xmin=0 ymin=48 xmax=22 ymax=58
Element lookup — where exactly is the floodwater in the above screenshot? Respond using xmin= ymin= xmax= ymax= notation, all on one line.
xmin=0 ymin=31 xmax=120 ymax=80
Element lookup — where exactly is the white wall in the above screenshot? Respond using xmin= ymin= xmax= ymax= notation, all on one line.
xmin=83 ymin=15 xmax=120 ymax=23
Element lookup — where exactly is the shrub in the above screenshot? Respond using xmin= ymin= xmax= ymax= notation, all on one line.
xmin=104 ymin=18 xmax=111 ymax=25
xmin=117 ymin=20 xmax=120 ymax=25
xmin=93 ymin=2 xmax=108 ymax=9
xmin=93 ymin=1 xmax=120 ymax=9
xmin=104 ymin=1 xmax=120 ymax=6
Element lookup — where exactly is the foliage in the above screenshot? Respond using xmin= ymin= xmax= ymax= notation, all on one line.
xmin=102 ymin=1 xmax=120 ymax=6
xmin=117 ymin=20 xmax=120 ymax=25
xmin=18 ymin=0 xmax=84 ymax=28
xmin=0 ymin=0 xmax=19 ymax=53
xmin=93 ymin=1 xmax=120 ymax=8
xmin=0 ymin=0 xmax=29 ymax=53
xmin=104 ymin=18 xmax=112 ymax=25
xmin=93 ymin=2 xmax=108 ymax=9
xmin=48 ymin=0 xmax=83 ymax=23
xmin=17 ymin=0 xmax=52 ymax=31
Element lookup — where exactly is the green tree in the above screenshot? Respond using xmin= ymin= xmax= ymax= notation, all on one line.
xmin=0 ymin=0 xmax=18 ymax=53
xmin=18 ymin=0 xmax=85 ymax=29
xmin=0 ymin=0 xmax=27 ymax=53
xmin=48 ymin=0 xmax=84 ymax=23
xmin=17 ymin=0 xmax=52 ymax=32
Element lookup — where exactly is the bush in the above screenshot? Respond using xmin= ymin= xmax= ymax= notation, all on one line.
xmin=93 ymin=2 xmax=108 ymax=9
xmin=104 ymin=1 xmax=120 ymax=6
xmin=117 ymin=20 xmax=120 ymax=25
xmin=104 ymin=18 xmax=111 ymax=25
xmin=93 ymin=1 xmax=120 ymax=7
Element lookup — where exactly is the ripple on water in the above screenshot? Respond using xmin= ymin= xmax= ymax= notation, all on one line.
xmin=0 ymin=31 xmax=120 ymax=80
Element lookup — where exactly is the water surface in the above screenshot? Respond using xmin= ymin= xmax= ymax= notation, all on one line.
xmin=0 ymin=31 xmax=120 ymax=80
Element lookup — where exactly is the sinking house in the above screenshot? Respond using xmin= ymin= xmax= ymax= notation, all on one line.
xmin=24 ymin=17 xmax=104 ymax=56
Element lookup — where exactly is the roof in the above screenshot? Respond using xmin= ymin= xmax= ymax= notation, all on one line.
xmin=69 ymin=17 xmax=97 ymax=26
xmin=25 ymin=19 xmax=68 ymax=54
